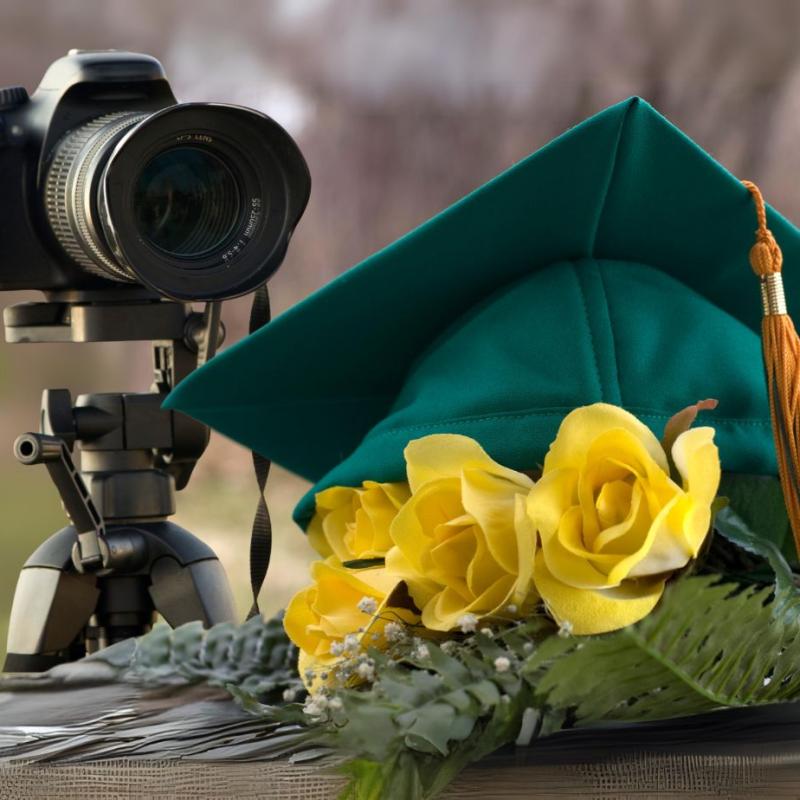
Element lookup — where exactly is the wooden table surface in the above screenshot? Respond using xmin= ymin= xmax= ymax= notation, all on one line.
xmin=3 ymin=662 xmax=800 ymax=799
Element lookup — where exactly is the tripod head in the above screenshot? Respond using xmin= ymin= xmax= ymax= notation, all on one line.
xmin=5 ymin=289 xmax=221 ymax=494
xmin=2 ymin=291 xmax=238 ymax=671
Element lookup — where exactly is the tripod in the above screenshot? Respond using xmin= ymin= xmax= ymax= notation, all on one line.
xmin=3 ymin=289 xmax=236 ymax=672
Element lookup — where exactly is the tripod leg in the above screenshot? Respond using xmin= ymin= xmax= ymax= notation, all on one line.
xmin=4 ymin=567 xmax=98 ymax=672
xmin=149 ymin=557 xmax=236 ymax=628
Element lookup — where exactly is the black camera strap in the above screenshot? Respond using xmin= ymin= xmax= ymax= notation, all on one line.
xmin=246 ymin=283 xmax=273 ymax=619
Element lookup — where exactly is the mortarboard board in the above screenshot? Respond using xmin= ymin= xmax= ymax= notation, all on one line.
xmin=164 ymin=96 xmax=800 ymax=528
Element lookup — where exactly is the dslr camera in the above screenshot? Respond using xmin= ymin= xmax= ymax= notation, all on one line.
xmin=0 ymin=48 xmax=310 ymax=301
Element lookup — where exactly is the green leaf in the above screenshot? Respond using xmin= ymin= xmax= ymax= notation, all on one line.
xmin=718 ymin=473 xmax=795 ymax=563
xmin=714 ymin=505 xmax=798 ymax=613
xmin=527 ymin=575 xmax=800 ymax=736
xmin=331 ymin=632 xmax=535 ymax=798
xmin=342 ymin=558 xmax=387 ymax=569
xmin=89 ymin=612 xmax=304 ymax=703
xmin=399 ymin=703 xmax=472 ymax=755
xmin=338 ymin=759 xmax=392 ymax=800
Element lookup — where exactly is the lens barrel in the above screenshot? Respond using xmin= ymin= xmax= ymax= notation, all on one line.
xmin=45 ymin=111 xmax=147 ymax=283
xmin=44 ymin=103 xmax=310 ymax=301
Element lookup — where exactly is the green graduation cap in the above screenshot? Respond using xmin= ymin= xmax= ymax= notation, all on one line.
xmin=165 ymin=96 xmax=800 ymax=529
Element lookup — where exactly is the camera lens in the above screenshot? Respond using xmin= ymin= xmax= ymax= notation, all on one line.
xmin=45 ymin=111 xmax=148 ymax=284
xmin=44 ymin=103 xmax=310 ymax=301
xmin=133 ymin=147 xmax=242 ymax=260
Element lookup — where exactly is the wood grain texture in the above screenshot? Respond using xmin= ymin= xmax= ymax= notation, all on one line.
xmin=5 ymin=663 xmax=800 ymax=797
xmin=3 ymin=753 xmax=800 ymax=800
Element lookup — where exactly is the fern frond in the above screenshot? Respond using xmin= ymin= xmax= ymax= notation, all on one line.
xmin=530 ymin=575 xmax=800 ymax=735
xmin=91 ymin=613 xmax=303 ymax=702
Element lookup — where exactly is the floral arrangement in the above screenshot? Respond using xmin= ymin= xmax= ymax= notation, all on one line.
xmin=125 ymin=401 xmax=799 ymax=800
xmin=249 ymin=400 xmax=800 ymax=798
xmin=285 ymin=402 xmax=721 ymax=686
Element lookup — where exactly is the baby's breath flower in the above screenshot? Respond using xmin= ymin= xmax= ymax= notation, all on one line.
xmin=494 ymin=656 xmax=511 ymax=673
xmin=457 ymin=613 xmax=478 ymax=633
xmin=303 ymin=701 xmax=323 ymax=717
xmin=523 ymin=641 xmax=534 ymax=654
xmin=413 ymin=643 xmax=430 ymax=660
xmin=506 ymin=604 xmax=518 ymax=615
xmin=384 ymin=621 xmax=406 ymax=642
xmin=343 ymin=633 xmax=360 ymax=652
xmin=440 ymin=640 xmax=457 ymax=655
xmin=480 ymin=627 xmax=494 ymax=638
xmin=303 ymin=690 xmax=330 ymax=718
xmin=282 ymin=687 xmax=298 ymax=702
xmin=357 ymin=596 xmax=379 ymax=615
xmin=329 ymin=640 xmax=345 ymax=656
xmin=558 ymin=620 xmax=574 ymax=638
xmin=328 ymin=696 xmax=343 ymax=711
xmin=356 ymin=661 xmax=376 ymax=681
xmin=312 ymin=690 xmax=329 ymax=708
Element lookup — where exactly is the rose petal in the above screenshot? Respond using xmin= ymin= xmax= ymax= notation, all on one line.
xmin=404 ymin=433 xmax=528 ymax=492
xmin=595 ymin=480 xmax=634 ymax=528
xmin=308 ymin=482 xmax=409 ymax=561
xmin=385 ymin=545 xmax=441 ymax=610
xmin=284 ymin=583 xmax=325 ymax=656
xmin=390 ymin=477 xmax=463 ymax=574
xmin=591 ymin=481 xmax=647 ymax=554
xmin=421 ymin=574 xmax=517 ymax=631
xmin=513 ymin=492 xmax=537 ymax=605
xmin=613 ymin=494 xmax=690 ymax=578
xmin=671 ymin=427 xmax=720 ymax=506
xmin=544 ymin=403 xmax=669 ymax=473
xmin=461 ymin=467 xmax=530 ymax=574
xmin=526 ymin=468 xmax=579 ymax=537
xmin=662 ymin=399 xmax=718 ymax=455
xmin=466 ymin=525 xmax=506 ymax=597
xmin=430 ymin=527 xmax=478 ymax=587
xmin=542 ymin=506 xmax=619 ymax=589
xmin=534 ymin=551 xmax=665 ymax=635
xmin=320 ymin=502 xmax=356 ymax=562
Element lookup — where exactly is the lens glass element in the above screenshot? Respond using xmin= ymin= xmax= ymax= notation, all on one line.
xmin=133 ymin=146 xmax=241 ymax=260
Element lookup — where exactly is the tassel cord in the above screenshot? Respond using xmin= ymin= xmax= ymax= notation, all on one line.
xmin=743 ymin=180 xmax=800 ymax=558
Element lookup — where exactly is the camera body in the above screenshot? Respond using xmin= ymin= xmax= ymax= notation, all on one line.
xmin=0 ymin=51 xmax=176 ymax=294
xmin=0 ymin=50 xmax=310 ymax=301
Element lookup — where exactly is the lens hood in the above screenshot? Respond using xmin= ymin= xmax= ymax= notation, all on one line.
xmin=99 ymin=103 xmax=310 ymax=301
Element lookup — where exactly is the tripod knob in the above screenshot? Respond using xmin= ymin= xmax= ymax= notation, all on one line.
xmin=41 ymin=389 xmax=77 ymax=448
xmin=14 ymin=433 xmax=62 ymax=464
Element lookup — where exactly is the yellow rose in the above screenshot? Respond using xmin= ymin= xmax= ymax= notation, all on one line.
xmin=308 ymin=481 xmax=410 ymax=561
xmin=386 ymin=434 xmax=537 ymax=631
xmin=527 ymin=403 xmax=720 ymax=635
xmin=284 ymin=557 xmax=417 ymax=689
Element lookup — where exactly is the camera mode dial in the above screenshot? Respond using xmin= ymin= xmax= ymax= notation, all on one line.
xmin=0 ymin=86 xmax=28 ymax=111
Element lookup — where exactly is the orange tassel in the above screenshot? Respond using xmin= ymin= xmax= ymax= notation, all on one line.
xmin=743 ymin=180 xmax=800 ymax=557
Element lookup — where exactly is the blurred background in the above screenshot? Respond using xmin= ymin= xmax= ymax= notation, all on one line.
xmin=0 ymin=0 xmax=798 ymax=662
